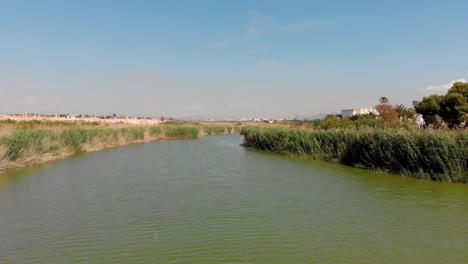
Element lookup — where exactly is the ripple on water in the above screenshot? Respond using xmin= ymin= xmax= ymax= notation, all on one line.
xmin=1 ymin=134 xmax=468 ymax=263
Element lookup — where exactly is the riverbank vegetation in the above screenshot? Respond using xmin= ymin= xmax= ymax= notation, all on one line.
xmin=285 ymin=113 xmax=416 ymax=130
xmin=414 ymin=81 xmax=468 ymax=128
xmin=241 ymin=127 xmax=468 ymax=182
xmin=284 ymin=82 xmax=467 ymax=131
xmin=0 ymin=122 xmax=240 ymax=174
xmin=240 ymin=82 xmax=467 ymax=183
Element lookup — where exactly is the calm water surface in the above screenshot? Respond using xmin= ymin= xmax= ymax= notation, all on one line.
xmin=1 ymin=134 xmax=468 ymax=263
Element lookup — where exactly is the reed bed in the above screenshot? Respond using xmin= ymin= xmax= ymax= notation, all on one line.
xmin=163 ymin=126 xmax=200 ymax=138
xmin=240 ymin=127 xmax=468 ymax=182
xmin=202 ymin=125 xmax=227 ymax=135
xmin=0 ymin=124 xmax=238 ymax=174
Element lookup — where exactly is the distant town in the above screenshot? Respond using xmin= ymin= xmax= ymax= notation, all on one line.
xmin=0 ymin=107 xmax=426 ymax=126
xmin=0 ymin=112 xmax=286 ymax=124
xmin=0 ymin=113 xmax=162 ymax=125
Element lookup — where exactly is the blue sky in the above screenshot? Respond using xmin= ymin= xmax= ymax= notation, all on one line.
xmin=1 ymin=0 xmax=467 ymax=118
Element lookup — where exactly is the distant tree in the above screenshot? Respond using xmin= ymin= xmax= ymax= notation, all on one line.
xmin=375 ymin=103 xmax=398 ymax=123
xmin=449 ymin=82 xmax=468 ymax=97
xmin=394 ymin=104 xmax=406 ymax=118
xmin=440 ymin=92 xmax=467 ymax=127
xmin=350 ymin=113 xmax=377 ymax=121
xmin=366 ymin=112 xmax=378 ymax=119
xmin=405 ymin=108 xmax=416 ymax=119
xmin=379 ymin=97 xmax=389 ymax=104
xmin=413 ymin=95 xmax=444 ymax=125
xmin=444 ymin=82 xmax=468 ymax=127
xmin=413 ymin=82 xmax=468 ymax=128
xmin=394 ymin=104 xmax=416 ymax=120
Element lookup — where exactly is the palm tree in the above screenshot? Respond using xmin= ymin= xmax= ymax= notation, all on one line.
xmin=394 ymin=104 xmax=407 ymax=118
xmin=379 ymin=97 xmax=389 ymax=104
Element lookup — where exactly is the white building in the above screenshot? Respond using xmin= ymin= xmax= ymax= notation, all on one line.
xmin=341 ymin=107 xmax=378 ymax=118
xmin=415 ymin=114 xmax=425 ymax=129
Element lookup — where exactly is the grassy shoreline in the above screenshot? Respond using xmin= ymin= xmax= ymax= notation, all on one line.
xmin=0 ymin=123 xmax=240 ymax=174
xmin=241 ymin=127 xmax=468 ymax=183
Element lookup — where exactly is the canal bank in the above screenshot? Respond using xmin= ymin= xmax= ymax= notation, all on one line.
xmin=0 ymin=124 xmax=238 ymax=174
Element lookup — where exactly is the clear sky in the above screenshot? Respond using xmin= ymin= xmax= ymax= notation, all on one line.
xmin=1 ymin=0 xmax=467 ymax=118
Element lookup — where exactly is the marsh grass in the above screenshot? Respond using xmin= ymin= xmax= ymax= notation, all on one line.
xmin=0 ymin=123 xmax=239 ymax=173
xmin=163 ymin=126 xmax=200 ymax=138
xmin=241 ymin=127 xmax=468 ymax=182
xmin=202 ymin=126 xmax=226 ymax=135
xmin=149 ymin=127 xmax=163 ymax=137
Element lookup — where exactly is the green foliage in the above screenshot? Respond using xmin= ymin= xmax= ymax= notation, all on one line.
xmin=203 ymin=126 xmax=226 ymax=135
xmin=449 ymin=82 xmax=468 ymax=97
xmin=287 ymin=112 xmax=415 ymax=130
xmin=0 ymin=124 xmax=236 ymax=171
xmin=118 ymin=127 xmax=145 ymax=140
xmin=0 ymin=120 xmax=103 ymax=129
xmin=164 ymin=126 xmax=200 ymax=138
xmin=1 ymin=130 xmax=50 ymax=160
xmin=301 ymin=114 xmax=392 ymax=130
xmin=379 ymin=96 xmax=389 ymax=104
xmin=0 ymin=119 xmax=18 ymax=125
xmin=241 ymin=127 xmax=468 ymax=182
xmin=414 ymin=82 xmax=468 ymax=128
xmin=414 ymin=95 xmax=444 ymax=117
xmin=60 ymin=129 xmax=94 ymax=151
xmin=394 ymin=104 xmax=416 ymax=119
xmin=149 ymin=126 xmax=163 ymax=137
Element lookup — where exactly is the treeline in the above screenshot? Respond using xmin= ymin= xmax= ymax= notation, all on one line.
xmin=413 ymin=81 xmax=468 ymax=128
xmin=241 ymin=127 xmax=468 ymax=182
xmin=284 ymin=82 xmax=467 ymax=131
xmin=287 ymin=114 xmax=414 ymax=130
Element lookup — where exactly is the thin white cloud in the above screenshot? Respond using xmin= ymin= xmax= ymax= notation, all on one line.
xmin=258 ymin=59 xmax=280 ymax=69
xmin=279 ymin=21 xmax=324 ymax=32
xmin=246 ymin=15 xmax=275 ymax=39
xmin=423 ymin=79 xmax=466 ymax=92
xmin=214 ymin=34 xmax=242 ymax=49
xmin=215 ymin=15 xmax=325 ymax=49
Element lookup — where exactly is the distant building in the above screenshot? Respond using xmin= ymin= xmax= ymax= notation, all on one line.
xmin=341 ymin=107 xmax=378 ymax=118
xmin=4 ymin=113 xmax=161 ymax=125
xmin=415 ymin=114 xmax=425 ymax=129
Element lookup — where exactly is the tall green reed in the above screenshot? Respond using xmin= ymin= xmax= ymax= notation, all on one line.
xmin=241 ymin=127 xmax=468 ymax=182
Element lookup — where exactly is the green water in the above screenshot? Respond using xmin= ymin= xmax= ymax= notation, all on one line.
xmin=1 ymin=134 xmax=468 ymax=263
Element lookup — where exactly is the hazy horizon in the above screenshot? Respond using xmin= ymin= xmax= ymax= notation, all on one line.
xmin=1 ymin=1 xmax=467 ymax=118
